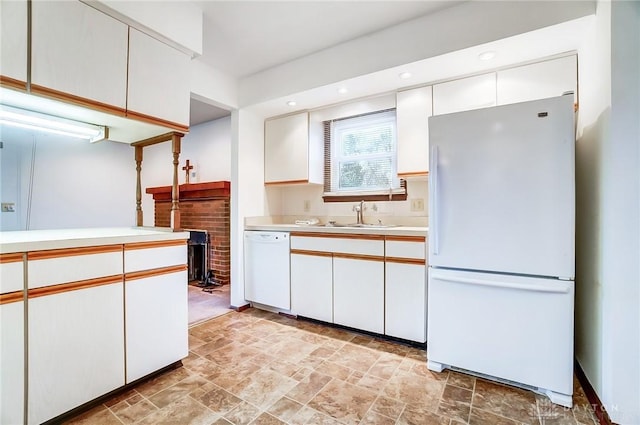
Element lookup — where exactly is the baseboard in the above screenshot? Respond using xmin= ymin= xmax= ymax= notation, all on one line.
xmin=575 ymin=359 xmax=615 ymax=425
xmin=234 ymin=303 xmax=251 ymax=312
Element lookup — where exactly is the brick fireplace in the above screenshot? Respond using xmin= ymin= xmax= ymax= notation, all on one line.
xmin=146 ymin=181 xmax=230 ymax=286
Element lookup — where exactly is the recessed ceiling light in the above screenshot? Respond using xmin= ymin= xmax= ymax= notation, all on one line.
xmin=399 ymin=72 xmax=412 ymax=79
xmin=478 ymin=51 xmax=496 ymax=61
xmin=286 ymin=100 xmax=297 ymax=106
xmin=337 ymin=87 xmax=348 ymax=94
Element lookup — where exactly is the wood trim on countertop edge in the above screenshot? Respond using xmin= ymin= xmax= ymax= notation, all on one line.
xmin=264 ymin=179 xmax=310 ymax=186
xmin=333 ymin=253 xmax=384 ymax=262
xmin=384 ymin=257 xmax=426 ymax=265
xmin=290 ymin=249 xmax=333 ymax=258
xmin=0 ymin=291 xmax=24 ymax=305
xmin=125 ymin=110 xmax=189 ymax=133
xmin=575 ymin=360 xmax=613 ymax=425
xmin=397 ymin=171 xmax=428 ymax=178
xmin=0 ymin=253 xmax=25 ymax=263
xmin=27 ymin=245 xmax=123 ymax=261
xmin=125 ymin=264 xmax=187 ymax=281
xmin=28 ymin=275 xmax=123 ymax=299
xmin=30 ymin=84 xmax=127 ymax=117
xmin=0 ymin=75 xmax=27 ymax=91
xmin=385 ymin=235 xmax=426 ymax=243
xmin=124 ymin=240 xmax=187 ymax=251
xmin=290 ymin=232 xmax=385 ymax=241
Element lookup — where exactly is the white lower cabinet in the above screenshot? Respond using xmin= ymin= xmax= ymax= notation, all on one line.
xmin=385 ymin=237 xmax=427 ymax=343
xmin=1 ymin=300 xmax=24 ymax=425
xmin=385 ymin=262 xmax=426 ymax=342
xmin=28 ymin=283 xmax=125 ymax=425
xmin=125 ymin=271 xmax=188 ymax=383
xmin=290 ymin=233 xmax=427 ymax=342
xmin=291 ymin=252 xmax=333 ymax=323
xmin=333 ymin=257 xmax=385 ymax=334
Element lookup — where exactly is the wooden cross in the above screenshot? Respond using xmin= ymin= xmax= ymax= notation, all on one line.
xmin=182 ymin=159 xmax=194 ymax=184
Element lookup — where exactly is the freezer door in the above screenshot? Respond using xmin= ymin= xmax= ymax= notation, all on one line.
xmin=429 ymin=95 xmax=575 ymax=278
xmin=427 ymin=268 xmax=574 ymax=397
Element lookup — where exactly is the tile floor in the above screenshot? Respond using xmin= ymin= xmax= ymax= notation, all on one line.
xmin=66 ymin=308 xmax=599 ymax=425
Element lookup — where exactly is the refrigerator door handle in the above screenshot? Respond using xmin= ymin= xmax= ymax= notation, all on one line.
xmin=431 ymin=146 xmax=439 ymax=255
xmin=431 ymin=274 xmax=570 ymax=294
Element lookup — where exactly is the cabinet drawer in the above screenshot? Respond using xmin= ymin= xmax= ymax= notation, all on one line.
xmin=385 ymin=238 xmax=426 ymax=260
xmin=27 ymin=246 xmax=123 ymax=289
xmin=291 ymin=234 xmax=384 ymax=256
xmin=124 ymin=241 xmax=187 ymax=273
xmin=1 ymin=254 xmax=24 ymax=294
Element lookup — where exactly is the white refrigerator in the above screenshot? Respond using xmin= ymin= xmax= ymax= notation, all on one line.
xmin=427 ymin=94 xmax=575 ymax=407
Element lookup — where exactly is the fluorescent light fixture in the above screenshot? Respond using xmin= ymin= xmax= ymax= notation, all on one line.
xmin=286 ymin=100 xmax=297 ymax=107
xmin=0 ymin=104 xmax=108 ymax=142
xmin=399 ymin=72 xmax=412 ymax=79
xmin=478 ymin=50 xmax=496 ymax=61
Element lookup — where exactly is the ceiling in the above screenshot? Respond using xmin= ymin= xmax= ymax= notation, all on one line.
xmin=196 ymin=1 xmax=461 ymax=78
xmin=189 ymin=1 xmax=463 ymax=125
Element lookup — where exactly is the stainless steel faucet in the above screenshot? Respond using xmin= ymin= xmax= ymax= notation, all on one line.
xmin=353 ymin=200 xmax=365 ymax=224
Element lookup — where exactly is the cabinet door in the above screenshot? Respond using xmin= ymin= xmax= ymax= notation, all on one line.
xmin=497 ymin=55 xmax=577 ymax=105
xmin=31 ymin=0 xmax=128 ymax=110
xmin=333 ymin=257 xmax=384 ymax=334
xmin=385 ymin=238 xmax=427 ymax=342
xmin=28 ymin=283 xmax=125 ymax=425
xmin=433 ymin=73 xmax=496 ymax=116
xmin=291 ymin=252 xmax=333 ymax=322
xmin=264 ymin=112 xmax=310 ymax=184
xmin=396 ymin=86 xmax=432 ymax=177
xmin=385 ymin=262 xmax=426 ymax=343
xmin=0 ymin=256 xmax=25 ymax=425
xmin=125 ymin=270 xmax=188 ymax=383
xmin=0 ymin=0 xmax=27 ymax=86
xmin=127 ymin=28 xmax=190 ymax=129
xmin=0 ymin=301 xmax=24 ymax=425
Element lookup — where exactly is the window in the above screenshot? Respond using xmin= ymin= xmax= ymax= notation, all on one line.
xmin=324 ymin=109 xmax=406 ymax=202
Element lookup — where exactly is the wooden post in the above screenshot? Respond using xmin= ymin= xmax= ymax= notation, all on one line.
xmin=170 ymin=134 xmax=181 ymax=230
xmin=135 ymin=146 xmax=143 ymax=226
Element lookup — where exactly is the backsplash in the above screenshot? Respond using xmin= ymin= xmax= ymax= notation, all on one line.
xmin=266 ymin=179 xmax=429 ymax=226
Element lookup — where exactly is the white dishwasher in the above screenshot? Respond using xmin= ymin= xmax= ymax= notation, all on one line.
xmin=244 ymin=231 xmax=290 ymax=310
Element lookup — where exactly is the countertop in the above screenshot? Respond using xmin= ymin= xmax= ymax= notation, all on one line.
xmin=244 ymin=223 xmax=428 ymax=237
xmin=0 ymin=227 xmax=190 ymax=254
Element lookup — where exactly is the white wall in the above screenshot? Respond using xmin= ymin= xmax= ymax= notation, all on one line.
xmin=275 ymin=180 xmax=428 ymax=226
xmin=600 ymin=1 xmax=639 ymax=422
xmin=230 ymin=107 xmax=267 ymax=308
xmin=0 ymin=128 xmax=135 ymax=231
xmin=140 ymin=116 xmax=231 ymax=226
xmin=576 ymin=1 xmax=640 ymax=423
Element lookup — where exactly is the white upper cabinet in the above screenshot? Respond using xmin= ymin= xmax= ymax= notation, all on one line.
xmin=127 ymin=28 xmax=190 ymax=129
xmin=0 ymin=0 xmax=27 ymax=85
xmin=433 ymin=73 xmax=497 ymax=116
xmin=31 ymin=1 xmax=128 ymax=110
xmin=265 ymin=112 xmax=322 ymax=185
xmin=497 ymin=55 xmax=578 ymax=105
xmin=396 ymin=86 xmax=433 ymax=177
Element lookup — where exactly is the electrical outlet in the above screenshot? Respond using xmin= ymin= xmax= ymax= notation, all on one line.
xmin=1 ymin=203 xmax=16 ymax=212
xmin=303 ymin=200 xmax=310 ymax=212
xmin=410 ymin=198 xmax=424 ymax=212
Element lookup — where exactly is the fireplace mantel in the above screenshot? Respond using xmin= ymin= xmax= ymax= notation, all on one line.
xmin=146 ymin=181 xmax=230 ymax=202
